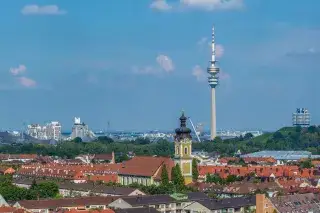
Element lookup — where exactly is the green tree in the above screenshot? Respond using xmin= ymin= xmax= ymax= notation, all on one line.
xmin=244 ymin=133 xmax=254 ymax=140
xmin=192 ymin=158 xmax=199 ymax=181
xmin=174 ymin=164 xmax=184 ymax=188
xmin=73 ymin=137 xmax=82 ymax=143
xmin=300 ymin=159 xmax=313 ymax=168
xmin=31 ymin=181 xmax=59 ymax=198
xmin=171 ymin=166 xmax=177 ymax=185
xmin=30 ymin=179 xmax=37 ymax=190
xmin=97 ymin=136 xmax=114 ymax=144
xmin=161 ymin=165 xmax=169 ymax=185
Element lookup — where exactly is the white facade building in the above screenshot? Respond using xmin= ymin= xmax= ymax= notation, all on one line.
xmin=26 ymin=121 xmax=61 ymax=140
xmin=292 ymin=108 xmax=311 ymax=127
xmin=71 ymin=117 xmax=94 ymax=140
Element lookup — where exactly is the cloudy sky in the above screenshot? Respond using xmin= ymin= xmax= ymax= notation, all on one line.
xmin=0 ymin=0 xmax=319 ymax=131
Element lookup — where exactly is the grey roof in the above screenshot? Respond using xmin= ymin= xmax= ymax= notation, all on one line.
xmin=270 ymin=193 xmax=320 ymax=213
xmin=241 ymin=150 xmax=317 ymax=160
xmin=197 ymin=196 xmax=256 ymax=210
xmin=187 ymin=192 xmax=209 ymax=201
xmin=122 ymin=195 xmax=175 ymax=206
xmin=16 ymin=197 xmax=117 ymax=209
xmin=13 ymin=179 xmax=140 ymax=196
xmin=115 ymin=207 xmax=159 ymax=213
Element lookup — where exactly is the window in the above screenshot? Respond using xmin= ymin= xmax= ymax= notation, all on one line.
xmin=184 ymin=147 xmax=188 ymax=155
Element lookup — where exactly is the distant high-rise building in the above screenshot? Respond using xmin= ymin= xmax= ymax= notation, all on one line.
xmin=71 ymin=117 xmax=90 ymax=139
xmin=292 ymin=108 xmax=310 ymax=127
xmin=46 ymin=121 xmax=62 ymax=140
xmin=26 ymin=121 xmax=61 ymax=140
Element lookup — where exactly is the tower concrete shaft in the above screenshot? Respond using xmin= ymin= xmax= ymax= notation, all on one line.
xmin=210 ymin=88 xmax=216 ymax=140
xmin=207 ymin=26 xmax=220 ymax=140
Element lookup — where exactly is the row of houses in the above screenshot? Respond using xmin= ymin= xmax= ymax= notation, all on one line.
xmin=13 ymin=179 xmax=145 ymax=197
xmin=198 ymin=165 xmax=315 ymax=180
xmin=6 ymin=192 xmax=257 ymax=213
xmin=14 ymin=155 xmax=318 ymax=188
xmin=2 ymin=191 xmax=320 ymax=213
xmin=16 ymin=156 xmax=175 ymax=186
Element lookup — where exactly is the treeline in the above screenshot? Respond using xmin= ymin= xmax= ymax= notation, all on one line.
xmin=193 ymin=126 xmax=320 ymax=155
xmin=2 ymin=126 xmax=320 ymax=158
xmin=0 ymin=138 xmax=174 ymax=159
xmin=0 ymin=175 xmax=59 ymax=201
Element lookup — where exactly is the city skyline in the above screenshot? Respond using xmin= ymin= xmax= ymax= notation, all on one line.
xmin=0 ymin=0 xmax=319 ymax=131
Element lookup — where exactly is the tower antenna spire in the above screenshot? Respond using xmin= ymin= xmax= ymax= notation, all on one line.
xmin=211 ymin=26 xmax=216 ymax=65
xmin=207 ymin=25 xmax=220 ymax=140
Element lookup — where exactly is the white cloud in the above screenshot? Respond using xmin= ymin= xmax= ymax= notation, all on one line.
xmin=18 ymin=77 xmax=37 ymax=88
xmin=132 ymin=54 xmax=174 ymax=76
xmin=156 ymin=55 xmax=174 ymax=72
xmin=10 ymin=65 xmax=26 ymax=76
xmin=180 ymin=0 xmax=243 ymax=11
xmin=192 ymin=65 xmax=207 ymax=82
xmin=150 ymin=0 xmax=172 ymax=11
xmin=216 ymin=44 xmax=225 ymax=58
xmin=21 ymin=5 xmax=66 ymax=15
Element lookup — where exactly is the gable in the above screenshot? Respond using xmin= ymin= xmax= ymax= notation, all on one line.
xmin=183 ymin=201 xmax=211 ymax=213
xmin=108 ymin=198 xmax=133 ymax=209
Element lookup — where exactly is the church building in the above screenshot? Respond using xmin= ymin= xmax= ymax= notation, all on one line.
xmin=174 ymin=111 xmax=193 ymax=184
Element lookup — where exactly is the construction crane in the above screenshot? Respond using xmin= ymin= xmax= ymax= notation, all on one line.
xmin=188 ymin=117 xmax=201 ymax=143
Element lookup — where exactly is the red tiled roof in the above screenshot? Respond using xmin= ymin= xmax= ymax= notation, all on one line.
xmin=61 ymin=209 xmax=114 ymax=213
xmin=0 ymin=207 xmax=30 ymax=213
xmin=198 ymin=165 xmax=314 ymax=179
xmin=119 ymin=156 xmax=174 ymax=178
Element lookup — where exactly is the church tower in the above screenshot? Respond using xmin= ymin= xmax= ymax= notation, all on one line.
xmin=174 ymin=111 xmax=193 ymax=184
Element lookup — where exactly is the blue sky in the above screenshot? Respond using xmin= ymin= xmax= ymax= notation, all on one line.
xmin=0 ymin=0 xmax=319 ymax=131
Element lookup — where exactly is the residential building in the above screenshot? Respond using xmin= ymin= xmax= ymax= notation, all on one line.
xmin=0 ymin=166 xmax=15 ymax=175
xmin=0 ymin=194 xmax=9 ymax=207
xmin=60 ymin=209 xmax=114 ymax=213
xmin=0 ymin=206 xmax=30 ymax=213
xmin=45 ymin=121 xmax=62 ymax=140
xmin=93 ymin=153 xmax=116 ymax=164
xmin=26 ymin=121 xmax=61 ymax=140
xmin=241 ymin=151 xmax=320 ymax=161
xmin=71 ymin=117 xmax=93 ymax=140
xmin=114 ymin=208 xmax=159 ymax=213
xmin=256 ymin=194 xmax=275 ymax=213
xmin=183 ymin=196 xmax=256 ymax=213
xmin=198 ymin=165 xmax=315 ymax=181
xmin=292 ymin=108 xmax=311 ymax=127
xmin=108 ymin=195 xmax=178 ymax=212
xmin=16 ymin=163 xmax=120 ymax=183
xmin=269 ymin=193 xmax=320 ymax=213
xmin=14 ymin=197 xmax=118 ymax=213
xmin=173 ymin=112 xmax=193 ymax=185
xmin=26 ymin=124 xmax=46 ymax=139
xmin=14 ymin=179 xmax=145 ymax=197
xmin=0 ymin=154 xmax=37 ymax=163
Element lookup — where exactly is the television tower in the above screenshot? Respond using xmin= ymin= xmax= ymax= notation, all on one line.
xmin=207 ymin=26 xmax=220 ymax=140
